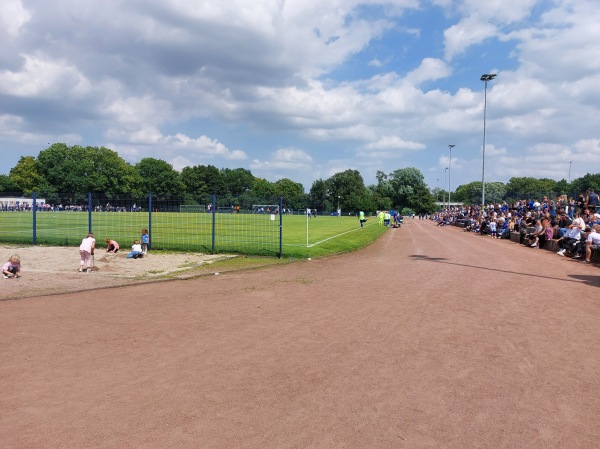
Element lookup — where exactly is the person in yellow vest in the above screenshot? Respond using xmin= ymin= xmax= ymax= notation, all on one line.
xmin=377 ymin=210 xmax=384 ymax=226
xmin=384 ymin=210 xmax=391 ymax=226
xmin=358 ymin=210 xmax=367 ymax=229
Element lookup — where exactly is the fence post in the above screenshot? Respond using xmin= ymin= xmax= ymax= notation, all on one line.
xmin=88 ymin=192 xmax=92 ymax=233
xmin=148 ymin=192 xmax=152 ymax=250
xmin=33 ymin=191 xmax=37 ymax=245
xmin=279 ymin=196 xmax=283 ymax=258
xmin=211 ymin=194 xmax=216 ymax=253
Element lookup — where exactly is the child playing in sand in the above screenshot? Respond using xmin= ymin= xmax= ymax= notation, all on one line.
xmin=105 ymin=238 xmax=120 ymax=253
xmin=3 ymin=254 xmax=21 ymax=278
xmin=79 ymin=232 xmax=96 ymax=272
xmin=127 ymin=240 xmax=144 ymax=259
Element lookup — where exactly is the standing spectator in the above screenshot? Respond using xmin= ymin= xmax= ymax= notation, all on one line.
xmin=2 ymin=254 xmax=21 ymax=279
xmin=577 ymin=193 xmax=586 ymax=214
xmin=586 ymin=189 xmax=599 ymax=212
xmin=567 ymin=196 xmax=576 ymax=219
xmin=79 ymin=232 xmax=96 ymax=272
xmin=141 ymin=228 xmax=149 ymax=255
xmin=489 ymin=219 xmax=497 ymax=238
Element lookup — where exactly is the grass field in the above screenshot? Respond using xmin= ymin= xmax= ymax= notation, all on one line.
xmin=0 ymin=212 xmax=388 ymax=259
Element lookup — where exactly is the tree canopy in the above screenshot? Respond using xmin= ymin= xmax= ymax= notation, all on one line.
xmin=3 ymin=142 xmax=599 ymax=213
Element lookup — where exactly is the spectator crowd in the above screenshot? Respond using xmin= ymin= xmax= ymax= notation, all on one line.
xmin=433 ymin=189 xmax=600 ymax=265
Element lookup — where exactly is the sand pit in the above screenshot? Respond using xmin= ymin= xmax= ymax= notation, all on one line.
xmin=0 ymin=245 xmax=232 ymax=300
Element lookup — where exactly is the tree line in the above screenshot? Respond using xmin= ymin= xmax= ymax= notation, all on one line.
xmin=0 ymin=144 xmax=437 ymax=214
xmin=1 ymin=143 xmax=598 ymax=213
xmin=434 ymin=175 xmax=600 ymax=206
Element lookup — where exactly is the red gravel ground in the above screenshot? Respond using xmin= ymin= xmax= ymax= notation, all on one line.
xmin=1 ymin=219 xmax=599 ymax=449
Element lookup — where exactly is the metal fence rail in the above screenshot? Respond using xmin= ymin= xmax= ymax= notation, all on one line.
xmin=0 ymin=192 xmax=283 ymax=257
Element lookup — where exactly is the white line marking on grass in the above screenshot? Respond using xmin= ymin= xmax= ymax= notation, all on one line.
xmin=306 ymin=226 xmax=363 ymax=247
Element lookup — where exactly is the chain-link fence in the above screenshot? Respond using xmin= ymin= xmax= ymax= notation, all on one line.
xmin=0 ymin=192 xmax=283 ymax=257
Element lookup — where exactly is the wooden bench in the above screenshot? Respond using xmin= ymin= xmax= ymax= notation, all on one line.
xmin=543 ymin=239 xmax=560 ymax=252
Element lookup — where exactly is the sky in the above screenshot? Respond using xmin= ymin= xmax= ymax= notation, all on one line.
xmin=1 ymin=0 xmax=599 ymax=193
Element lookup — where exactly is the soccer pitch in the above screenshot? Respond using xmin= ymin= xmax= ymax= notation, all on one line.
xmin=0 ymin=212 xmax=387 ymax=258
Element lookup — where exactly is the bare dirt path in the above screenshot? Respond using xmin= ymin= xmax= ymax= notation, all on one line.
xmin=1 ymin=219 xmax=599 ymax=448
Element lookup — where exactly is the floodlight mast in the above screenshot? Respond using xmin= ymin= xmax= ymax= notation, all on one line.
xmin=480 ymin=73 xmax=496 ymax=209
xmin=444 ymin=167 xmax=448 ymax=210
xmin=569 ymin=161 xmax=573 ymax=184
xmin=448 ymin=144 xmax=455 ymax=208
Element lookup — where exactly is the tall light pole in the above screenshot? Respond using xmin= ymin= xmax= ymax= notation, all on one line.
xmin=569 ymin=161 xmax=573 ymax=184
xmin=436 ymin=178 xmax=440 ymax=203
xmin=337 ymin=195 xmax=340 ymax=217
xmin=444 ymin=167 xmax=448 ymax=210
xmin=480 ymin=73 xmax=496 ymax=207
xmin=448 ymin=144 xmax=455 ymax=207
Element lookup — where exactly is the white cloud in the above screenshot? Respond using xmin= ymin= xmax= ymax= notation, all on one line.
xmin=404 ymin=58 xmax=451 ymax=85
xmin=0 ymin=55 xmax=91 ymax=98
xmin=0 ymin=0 xmax=599 ymax=194
xmin=460 ymin=0 xmax=539 ymax=24
xmin=444 ymin=17 xmax=498 ymax=60
xmin=0 ymin=0 xmax=31 ymax=37
xmin=362 ymin=136 xmax=425 ymax=152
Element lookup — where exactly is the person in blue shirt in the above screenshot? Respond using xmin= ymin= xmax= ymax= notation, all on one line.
xmin=141 ymin=228 xmax=149 ymax=255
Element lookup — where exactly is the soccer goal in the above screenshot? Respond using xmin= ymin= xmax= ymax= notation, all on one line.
xmin=179 ymin=204 xmax=206 ymax=213
xmin=252 ymin=205 xmax=279 ymax=214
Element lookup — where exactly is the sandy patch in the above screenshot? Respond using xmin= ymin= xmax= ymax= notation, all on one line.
xmin=0 ymin=245 xmax=232 ymax=300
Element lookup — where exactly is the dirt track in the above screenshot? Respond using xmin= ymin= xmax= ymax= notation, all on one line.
xmin=1 ymin=219 xmax=599 ymax=448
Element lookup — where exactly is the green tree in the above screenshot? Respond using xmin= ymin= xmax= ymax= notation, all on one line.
xmin=485 ymin=182 xmax=507 ymax=204
xmin=36 ymin=144 xmax=140 ymax=203
xmin=221 ymin=168 xmax=255 ymax=197
xmin=388 ymin=167 xmax=427 ymax=209
xmin=273 ymin=178 xmax=307 ymax=209
xmin=0 ymin=174 xmax=21 ymax=193
xmin=454 ymin=180 xmax=506 ymax=205
xmin=135 ymin=158 xmax=184 ymax=199
xmin=454 ymin=181 xmax=483 ymax=205
xmin=181 ymin=166 xmax=210 ymax=202
xmin=252 ymin=178 xmax=276 ymax=199
xmin=409 ymin=184 xmax=437 ymax=214
xmin=554 ymin=179 xmax=570 ymax=196
xmin=505 ymin=177 xmax=556 ymax=201
xmin=309 ymin=179 xmax=330 ymax=211
xmin=570 ymin=173 xmax=600 ymax=198
xmin=327 ymin=169 xmax=370 ymax=212
xmin=369 ymin=170 xmax=394 ymax=210
xmin=367 ymin=185 xmax=393 ymax=211
xmin=9 ymin=156 xmax=47 ymax=195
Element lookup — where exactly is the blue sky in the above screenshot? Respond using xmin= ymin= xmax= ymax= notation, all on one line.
xmin=1 ymin=0 xmax=599 ymax=192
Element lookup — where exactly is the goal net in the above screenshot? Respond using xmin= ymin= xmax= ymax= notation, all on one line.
xmin=252 ymin=205 xmax=279 ymax=214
